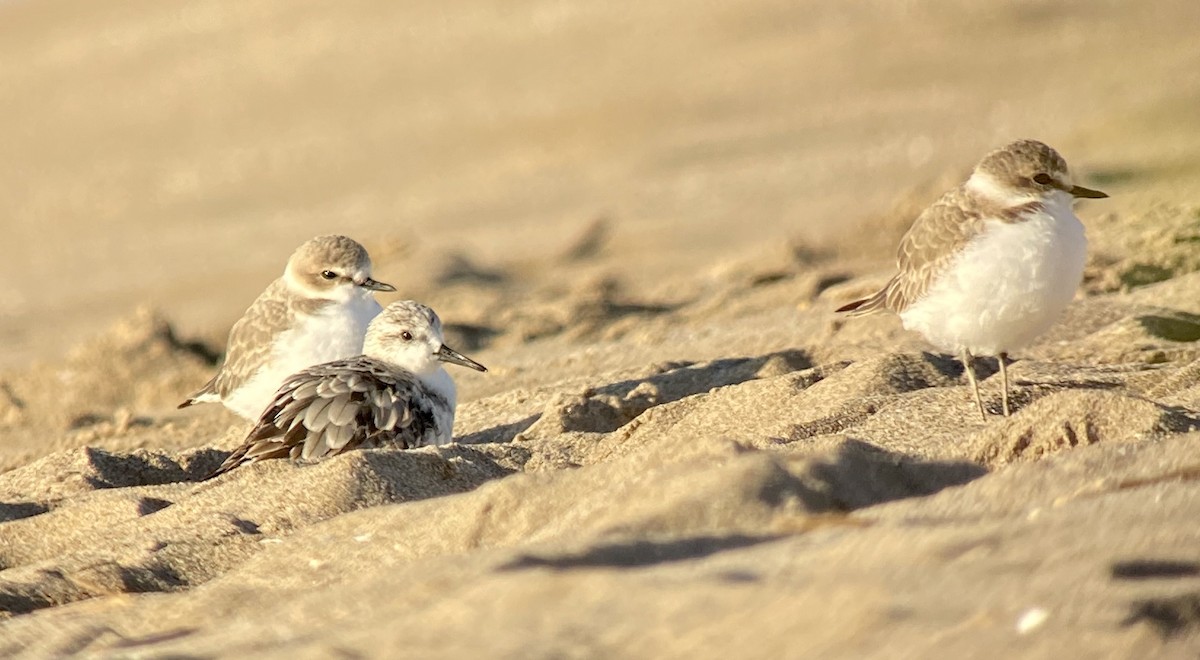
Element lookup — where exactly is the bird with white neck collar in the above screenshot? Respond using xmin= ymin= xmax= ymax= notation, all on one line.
xmin=837 ymin=139 xmax=1108 ymax=419
xmin=204 ymin=300 xmax=486 ymax=479
xmin=179 ymin=235 xmax=396 ymax=420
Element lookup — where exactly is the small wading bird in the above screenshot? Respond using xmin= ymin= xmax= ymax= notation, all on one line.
xmin=204 ymin=300 xmax=486 ymax=480
xmin=179 ymin=235 xmax=395 ymax=420
xmin=837 ymin=140 xmax=1108 ymax=419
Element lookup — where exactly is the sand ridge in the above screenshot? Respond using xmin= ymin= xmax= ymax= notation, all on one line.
xmin=2 ymin=194 xmax=1200 ymax=655
xmin=3 ymin=0 xmax=1200 ymax=656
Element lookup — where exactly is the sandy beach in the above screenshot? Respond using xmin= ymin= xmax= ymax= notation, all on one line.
xmin=2 ymin=0 xmax=1200 ymax=657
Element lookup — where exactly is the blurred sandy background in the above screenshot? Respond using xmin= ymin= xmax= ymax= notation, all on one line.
xmin=3 ymin=0 xmax=1198 ymax=368
xmin=3 ymin=1 xmax=1200 ymax=657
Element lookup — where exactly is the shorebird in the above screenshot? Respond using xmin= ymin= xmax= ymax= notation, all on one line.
xmin=179 ymin=235 xmax=395 ymax=420
xmin=837 ymin=139 xmax=1108 ymax=419
xmin=203 ymin=300 xmax=486 ymax=479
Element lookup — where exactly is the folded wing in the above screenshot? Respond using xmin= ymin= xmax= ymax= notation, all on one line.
xmin=203 ymin=357 xmax=434 ymax=480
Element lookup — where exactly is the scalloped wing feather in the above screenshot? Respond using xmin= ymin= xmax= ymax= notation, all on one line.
xmin=838 ymin=188 xmax=989 ymax=316
xmin=203 ymin=357 xmax=444 ymax=480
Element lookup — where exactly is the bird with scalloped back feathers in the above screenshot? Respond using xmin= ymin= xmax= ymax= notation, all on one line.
xmin=204 ymin=300 xmax=486 ymax=480
xmin=180 ymin=235 xmax=396 ymax=420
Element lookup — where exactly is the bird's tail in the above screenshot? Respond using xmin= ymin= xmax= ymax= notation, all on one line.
xmin=835 ymin=288 xmax=889 ymax=317
xmin=177 ymin=376 xmax=219 ymax=409
xmin=201 ymin=438 xmax=297 ymax=481
xmin=201 ymin=445 xmax=252 ymax=481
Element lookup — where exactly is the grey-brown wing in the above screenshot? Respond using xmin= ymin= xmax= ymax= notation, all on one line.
xmin=212 ymin=280 xmax=296 ymax=398
xmin=837 ymin=188 xmax=990 ymax=317
xmin=180 ymin=279 xmax=294 ymax=407
xmin=881 ymin=189 xmax=987 ymax=313
xmin=203 ymin=357 xmax=435 ymax=479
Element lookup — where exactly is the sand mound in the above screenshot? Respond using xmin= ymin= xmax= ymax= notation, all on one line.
xmin=4 ymin=0 xmax=1200 ymax=654
xmin=2 ymin=241 xmax=1200 ymax=656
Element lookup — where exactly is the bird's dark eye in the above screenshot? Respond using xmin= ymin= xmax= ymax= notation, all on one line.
xmin=320 ymin=270 xmax=337 ymax=280
xmin=401 ymin=331 xmax=413 ymax=341
xmin=1032 ymin=173 xmax=1053 ymax=185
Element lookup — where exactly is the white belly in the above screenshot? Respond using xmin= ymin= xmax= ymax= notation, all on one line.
xmin=227 ymin=294 xmax=382 ymax=419
xmin=899 ymin=205 xmax=1087 ymax=356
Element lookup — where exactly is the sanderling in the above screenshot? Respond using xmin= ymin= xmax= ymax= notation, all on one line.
xmin=837 ymin=139 xmax=1107 ymax=419
xmin=179 ymin=235 xmax=395 ymax=420
xmin=203 ymin=300 xmax=486 ymax=479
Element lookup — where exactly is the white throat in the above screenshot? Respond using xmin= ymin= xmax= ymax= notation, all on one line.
xmin=1041 ymin=188 xmax=1076 ymax=215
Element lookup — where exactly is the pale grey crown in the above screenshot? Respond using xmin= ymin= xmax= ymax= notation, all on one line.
xmin=286 ymin=235 xmax=374 ymax=293
xmin=365 ymin=301 xmax=442 ymax=352
xmin=973 ymin=139 xmax=1072 ymax=192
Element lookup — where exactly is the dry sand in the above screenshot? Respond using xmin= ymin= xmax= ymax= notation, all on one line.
xmin=3 ymin=0 xmax=1200 ymax=657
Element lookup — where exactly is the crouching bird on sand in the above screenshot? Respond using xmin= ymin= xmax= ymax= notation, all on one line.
xmin=204 ymin=300 xmax=486 ymax=480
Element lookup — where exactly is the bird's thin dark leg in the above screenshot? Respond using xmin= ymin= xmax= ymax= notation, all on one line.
xmin=998 ymin=352 xmax=1011 ymax=417
xmin=961 ymin=349 xmax=986 ymax=421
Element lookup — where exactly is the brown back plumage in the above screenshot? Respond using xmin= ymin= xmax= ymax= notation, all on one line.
xmin=837 ymin=189 xmax=990 ymax=315
xmin=178 ymin=234 xmax=375 ymax=410
xmin=178 ymin=279 xmax=320 ymax=407
xmin=203 ymin=356 xmax=446 ymax=480
xmin=836 ymin=140 xmax=1065 ymax=316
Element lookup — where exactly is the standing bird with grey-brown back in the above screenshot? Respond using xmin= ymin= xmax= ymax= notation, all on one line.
xmin=203 ymin=300 xmax=487 ymax=479
xmin=836 ymin=140 xmax=1108 ymax=419
xmin=179 ymin=235 xmax=396 ymax=420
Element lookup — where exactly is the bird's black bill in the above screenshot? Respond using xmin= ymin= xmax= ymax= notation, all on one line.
xmin=1069 ymin=184 xmax=1108 ymax=199
xmin=437 ymin=345 xmax=487 ymax=372
xmin=360 ymin=278 xmax=397 ymax=292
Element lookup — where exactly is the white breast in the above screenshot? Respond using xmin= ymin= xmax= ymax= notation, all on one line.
xmin=899 ymin=202 xmax=1087 ymax=356
xmin=422 ymin=367 xmax=458 ymax=445
xmin=226 ymin=294 xmax=382 ymax=419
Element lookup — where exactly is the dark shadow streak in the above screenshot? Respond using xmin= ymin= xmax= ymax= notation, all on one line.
xmin=498 ymin=534 xmax=781 ymax=571
xmin=589 ymin=350 xmax=812 ymax=402
xmin=806 ymin=438 xmax=988 ymax=510
xmin=458 ymin=349 xmax=812 ymax=445
xmin=82 ymin=447 xmax=228 ymax=488
xmin=456 ymin=415 xmax=540 ymax=446
xmin=1112 ymin=560 xmax=1200 ymax=580
xmin=136 ymin=497 xmax=174 ymax=516
xmin=0 ymin=501 xmax=49 ymax=524
xmin=443 ymin=323 xmax=502 ymax=352
xmin=1123 ymin=591 xmax=1200 ymax=639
